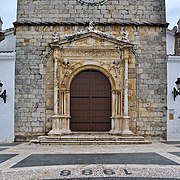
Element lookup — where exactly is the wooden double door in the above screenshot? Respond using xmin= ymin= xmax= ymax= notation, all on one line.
xmin=70 ymin=70 xmax=111 ymax=132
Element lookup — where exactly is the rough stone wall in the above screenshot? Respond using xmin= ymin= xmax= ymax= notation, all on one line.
xmin=15 ymin=0 xmax=167 ymax=140
xmin=17 ymin=0 xmax=165 ymax=24
xmin=136 ymin=26 xmax=167 ymax=138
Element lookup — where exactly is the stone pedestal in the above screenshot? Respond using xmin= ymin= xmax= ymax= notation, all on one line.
xmin=110 ymin=116 xmax=133 ymax=135
xmin=121 ymin=116 xmax=133 ymax=135
xmin=110 ymin=116 xmax=123 ymax=134
xmin=48 ymin=115 xmax=71 ymax=135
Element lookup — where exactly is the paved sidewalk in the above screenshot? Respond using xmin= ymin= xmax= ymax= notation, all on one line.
xmin=0 ymin=141 xmax=180 ymax=180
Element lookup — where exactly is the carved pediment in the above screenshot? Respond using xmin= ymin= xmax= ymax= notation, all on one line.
xmin=50 ymin=30 xmax=133 ymax=49
xmin=65 ymin=35 xmax=117 ymax=48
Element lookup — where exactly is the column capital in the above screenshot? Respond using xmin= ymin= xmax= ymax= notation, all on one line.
xmin=124 ymin=58 xmax=129 ymax=64
xmin=124 ymin=48 xmax=129 ymax=60
xmin=53 ymin=47 xmax=59 ymax=59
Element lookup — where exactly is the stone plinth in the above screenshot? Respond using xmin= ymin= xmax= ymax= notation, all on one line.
xmin=48 ymin=115 xmax=71 ymax=135
xmin=110 ymin=116 xmax=133 ymax=135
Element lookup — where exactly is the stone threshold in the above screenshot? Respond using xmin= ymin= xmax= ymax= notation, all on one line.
xmin=30 ymin=132 xmax=151 ymax=145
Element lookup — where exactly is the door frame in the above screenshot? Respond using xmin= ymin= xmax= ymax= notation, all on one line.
xmin=65 ymin=65 xmax=117 ymax=132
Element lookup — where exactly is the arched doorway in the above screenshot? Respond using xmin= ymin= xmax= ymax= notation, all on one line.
xmin=70 ymin=70 xmax=111 ymax=132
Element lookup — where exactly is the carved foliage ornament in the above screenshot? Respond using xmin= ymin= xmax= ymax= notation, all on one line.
xmin=52 ymin=21 xmax=130 ymax=43
xmin=60 ymin=60 xmax=121 ymax=89
xmin=78 ymin=0 xmax=108 ymax=6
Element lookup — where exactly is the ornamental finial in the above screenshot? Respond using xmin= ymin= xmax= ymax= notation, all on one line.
xmin=88 ymin=20 xmax=95 ymax=32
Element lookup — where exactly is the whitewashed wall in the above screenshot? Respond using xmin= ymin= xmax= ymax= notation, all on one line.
xmin=166 ymin=29 xmax=175 ymax=55
xmin=0 ymin=53 xmax=15 ymax=142
xmin=167 ymin=56 xmax=180 ymax=140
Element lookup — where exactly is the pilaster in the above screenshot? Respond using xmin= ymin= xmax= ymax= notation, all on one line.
xmin=122 ymin=48 xmax=133 ymax=135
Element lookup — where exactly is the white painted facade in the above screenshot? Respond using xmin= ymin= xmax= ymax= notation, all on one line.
xmin=167 ymin=27 xmax=180 ymax=141
xmin=167 ymin=56 xmax=180 ymax=140
xmin=0 ymin=27 xmax=16 ymax=143
xmin=166 ymin=29 xmax=175 ymax=55
xmin=0 ymin=53 xmax=15 ymax=142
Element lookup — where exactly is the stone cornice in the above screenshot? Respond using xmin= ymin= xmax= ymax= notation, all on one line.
xmin=14 ymin=21 xmax=168 ymax=28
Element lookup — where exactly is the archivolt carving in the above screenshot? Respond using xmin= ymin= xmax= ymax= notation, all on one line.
xmin=98 ymin=60 xmax=123 ymax=90
xmin=60 ymin=61 xmax=83 ymax=88
xmin=59 ymin=59 xmax=123 ymax=91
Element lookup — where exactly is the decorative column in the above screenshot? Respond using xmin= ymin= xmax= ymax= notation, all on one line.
xmin=54 ymin=58 xmax=58 ymax=115
xmin=48 ymin=55 xmax=71 ymax=136
xmin=124 ymin=58 xmax=128 ymax=117
xmin=110 ymin=90 xmax=122 ymax=135
xmin=122 ymin=48 xmax=133 ymax=135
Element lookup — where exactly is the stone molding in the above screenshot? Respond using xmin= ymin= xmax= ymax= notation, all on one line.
xmin=14 ymin=21 xmax=168 ymax=27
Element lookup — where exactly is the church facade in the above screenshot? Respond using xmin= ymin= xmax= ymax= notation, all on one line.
xmin=15 ymin=0 xmax=167 ymax=141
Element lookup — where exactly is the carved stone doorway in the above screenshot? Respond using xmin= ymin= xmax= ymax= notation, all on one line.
xmin=70 ymin=70 xmax=111 ymax=132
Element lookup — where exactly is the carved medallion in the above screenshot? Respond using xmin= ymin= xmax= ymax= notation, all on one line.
xmin=86 ymin=37 xmax=96 ymax=46
xmin=78 ymin=0 xmax=108 ymax=6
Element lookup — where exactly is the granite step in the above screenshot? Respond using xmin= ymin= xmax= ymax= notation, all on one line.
xmin=30 ymin=133 xmax=151 ymax=145
xmin=31 ymin=140 xmax=151 ymax=145
xmin=37 ymin=136 xmax=146 ymax=141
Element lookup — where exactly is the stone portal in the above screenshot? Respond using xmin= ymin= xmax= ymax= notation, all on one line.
xmin=48 ymin=26 xmax=134 ymax=136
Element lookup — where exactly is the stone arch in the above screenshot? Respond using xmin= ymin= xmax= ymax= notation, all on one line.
xmin=66 ymin=64 xmax=116 ymax=91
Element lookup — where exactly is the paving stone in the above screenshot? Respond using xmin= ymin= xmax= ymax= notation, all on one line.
xmin=12 ymin=153 xmax=178 ymax=168
xmin=0 ymin=154 xmax=18 ymax=164
xmin=0 ymin=143 xmax=21 ymax=147
xmin=0 ymin=148 xmax=8 ymax=151
xmin=169 ymin=152 xmax=180 ymax=157
xmin=160 ymin=141 xmax=180 ymax=145
xmin=47 ymin=178 xmax=180 ymax=180
xmin=0 ymin=142 xmax=180 ymax=179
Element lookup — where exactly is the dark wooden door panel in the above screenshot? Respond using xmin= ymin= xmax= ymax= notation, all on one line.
xmin=91 ymin=123 xmax=111 ymax=131
xmin=71 ymin=122 xmax=91 ymax=131
xmin=70 ymin=70 xmax=111 ymax=132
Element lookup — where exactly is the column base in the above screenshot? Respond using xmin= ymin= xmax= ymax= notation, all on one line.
xmin=48 ymin=115 xmax=71 ymax=136
xmin=109 ymin=129 xmax=122 ymax=135
xmin=110 ymin=116 xmax=123 ymax=135
xmin=48 ymin=129 xmax=71 ymax=136
xmin=122 ymin=116 xmax=134 ymax=135
xmin=110 ymin=116 xmax=134 ymax=135
xmin=121 ymin=129 xmax=134 ymax=135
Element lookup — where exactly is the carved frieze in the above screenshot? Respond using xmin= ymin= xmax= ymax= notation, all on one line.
xmin=60 ymin=49 xmax=119 ymax=58
xmin=69 ymin=37 xmax=104 ymax=46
